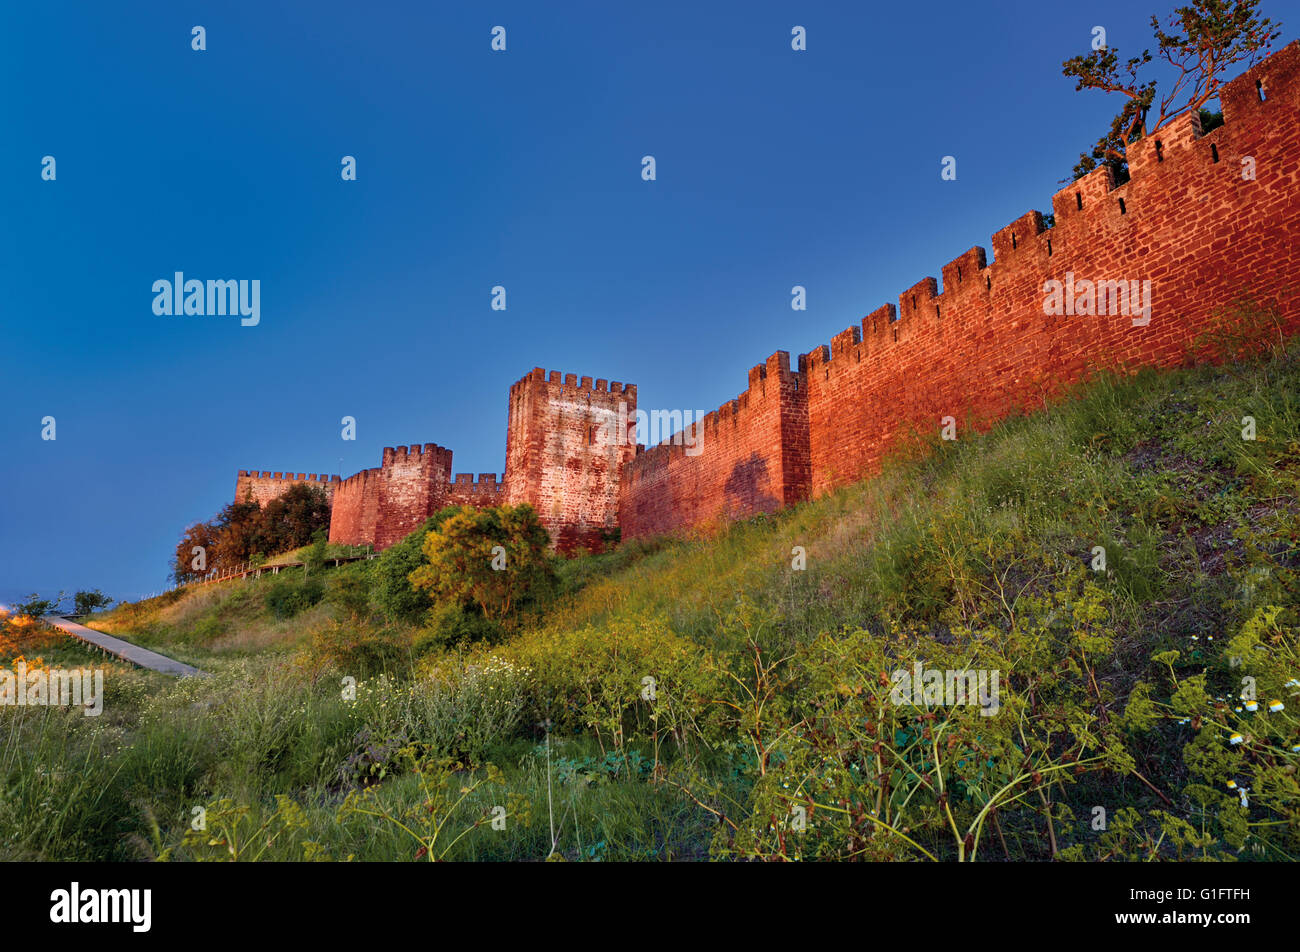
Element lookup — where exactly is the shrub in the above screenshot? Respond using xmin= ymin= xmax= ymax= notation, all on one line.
xmin=264 ymin=578 xmax=326 ymax=620
xmin=310 ymin=619 xmax=412 ymax=678
xmin=371 ymin=508 xmax=464 ymax=624
xmin=413 ymin=602 xmax=503 ymax=656
xmin=410 ymin=504 xmax=556 ymax=624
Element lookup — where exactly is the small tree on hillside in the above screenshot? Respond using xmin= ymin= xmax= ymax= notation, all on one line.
xmin=1063 ymin=0 xmax=1281 ymax=182
xmin=173 ymin=520 xmax=217 ymax=583
xmin=14 ymin=592 xmax=67 ymax=618
xmin=409 ymin=504 xmax=555 ymax=623
xmin=373 ymin=506 xmax=467 ymax=623
xmin=210 ymin=500 xmax=263 ymax=568
xmin=73 ymin=590 xmax=113 ymax=616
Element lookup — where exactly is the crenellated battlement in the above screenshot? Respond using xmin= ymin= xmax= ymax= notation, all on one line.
xmin=779 ymin=40 xmax=1300 ymax=500
xmin=230 ymin=43 xmax=1300 ymax=553
xmin=621 ymin=350 xmax=809 ymax=535
xmin=237 ymin=470 xmax=339 ymax=483
xmin=510 ymin=367 xmax=635 ymax=401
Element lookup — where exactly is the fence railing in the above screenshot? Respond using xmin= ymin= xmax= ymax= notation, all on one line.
xmin=160 ymin=545 xmax=378 ymax=594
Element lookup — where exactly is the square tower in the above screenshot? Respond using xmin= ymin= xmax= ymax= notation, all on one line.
xmin=504 ymin=369 xmax=636 ymax=551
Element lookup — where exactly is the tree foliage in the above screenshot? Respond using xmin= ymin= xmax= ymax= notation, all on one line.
xmin=171 ymin=484 xmax=332 ymax=582
xmin=73 ymin=590 xmax=113 ymax=616
xmin=409 ymin=504 xmax=555 ymax=623
xmin=1063 ymin=0 xmax=1281 ymax=181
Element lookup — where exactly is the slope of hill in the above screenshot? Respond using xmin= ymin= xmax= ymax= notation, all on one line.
xmin=10 ymin=335 xmax=1298 ymax=862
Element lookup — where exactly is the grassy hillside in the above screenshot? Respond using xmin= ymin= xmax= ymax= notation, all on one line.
xmin=7 ymin=341 xmax=1298 ymax=862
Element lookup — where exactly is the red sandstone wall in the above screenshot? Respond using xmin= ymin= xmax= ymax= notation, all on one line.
xmin=619 ymin=351 xmax=808 ymax=537
xmin=241 ymin=45 xmax=1300 ymax=551
xmin=328 ymin=468 xmax=380 ymax=546
xmin=324 ymin=446 xmax=507 ymax=550
xmin=446 ymin=473 xmax=507 ymax=508
xmin=235 ymin=471 xmax=338 ymax=508
xmin=505 ymin=369 xmax=637 ymax=551
xmin=373 ymin=444 xmax=452 ymax=548
xmin=802 ymin=43 xmax=1300 ymax=497
xmin=618 ymin=42 xmax=1300 ymax=538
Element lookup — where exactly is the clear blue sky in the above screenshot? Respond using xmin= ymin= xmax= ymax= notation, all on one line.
xmin=2 ymin=1 xmax=1290 ymax=603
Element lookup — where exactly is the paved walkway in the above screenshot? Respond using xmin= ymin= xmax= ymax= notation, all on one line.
xmin=48 ymin=617 xmax=209 ymax=678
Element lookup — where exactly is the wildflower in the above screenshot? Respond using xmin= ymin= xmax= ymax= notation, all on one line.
xmin=1244 ymin=700 xmax=1258 ymax=712
xmin=1268 ymin=700 xmax=1284 ymax=712
xmin=1229 ymin=732 xmax=1244 ymax=745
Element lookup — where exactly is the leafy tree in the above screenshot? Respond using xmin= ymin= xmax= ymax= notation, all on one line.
xmin=304 ymin=530 xmax=329 ymax=576
xmin=173 ymin=521 xmax=217 ymax=583
xmin=1063 ymin=0 xmax=1281 ymax=181
xmin=410 ymin=504 xmax=555 ymax=623
xmin=171 ymin=485 xmax=332 ymax=582
xmin=73 ymin=590 xmax=113 ymax=616
xmin=210 ymin=500 xmax=263 ymax=568
xmin=255 ymin=484 xmax=331 ymax=555
xmin=13 ymin=592 xmax=66 ymax=618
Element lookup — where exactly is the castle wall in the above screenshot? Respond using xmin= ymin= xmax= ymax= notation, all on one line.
xmin=505 ymin=369 xmax=637 ymax=551
xmin=446 ymin=473 xmax=507 ymax=508
xmin=328 ymin=468 xmax=381 ymax=545
xmin=373 ymin=443 xmax=452 ymax=548
xmin=238 ymin=44 xmax=1300 ymax=553
xmin=618 ymin=351 xmax=809 ymax=538
xmin=805 ymin=45 xmax=1300 ymax=497
xmin=619 ymin=41 xmax=1300 ymax=536
xmin=235 ymin=471 xmax=338 ymax=508
xmin=325 ymin=444 xmax=506 ymax=549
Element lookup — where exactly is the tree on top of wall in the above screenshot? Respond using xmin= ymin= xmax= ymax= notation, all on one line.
xmin=1063 ymin=0 xmax=1282 ymax=183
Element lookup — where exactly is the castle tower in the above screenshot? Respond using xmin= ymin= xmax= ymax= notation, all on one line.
xmin=504 ymin=369 xmax=636 ymax=551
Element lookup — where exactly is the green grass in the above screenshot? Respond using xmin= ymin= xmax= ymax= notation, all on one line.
xmin=10 ymin=339 xmax=1300 ymax=861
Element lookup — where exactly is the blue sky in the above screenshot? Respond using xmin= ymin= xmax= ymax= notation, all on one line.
xmin=2 ymin=1 xmax=1291 ymax=603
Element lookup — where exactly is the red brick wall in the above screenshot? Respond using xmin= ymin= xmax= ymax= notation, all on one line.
xmin=371 ymin=444 xmax=450 ymax=548
xmin=505 ymin=369 xmax=637 ymax=551
xmin=328 ymin=468 xmax=380 ymax=546
xmin=325 ymin=445 xmax=508 ymax=550
xmin=446 ymin=473 xmax=507 ymax=508
xmin=802 ymin=43 xmax=1300 ymax=497
xmin=618 ymin=351 xmax=808 ymax=537
xmin=618 ymin=42 xmax=1300 ymax=538
xmin=235 ymin=471 xmax=338 ymax=508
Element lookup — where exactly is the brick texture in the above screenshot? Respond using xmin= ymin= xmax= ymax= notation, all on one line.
xmin=504 ymin=369 xmax=637 ymax=552
xmin=235 ymin=471 xmax=338 ymax=507
xmin=621 ymin=41 xmax=1300 ymax=534
xmin=618 ymin=351 xmax=808 ymax=537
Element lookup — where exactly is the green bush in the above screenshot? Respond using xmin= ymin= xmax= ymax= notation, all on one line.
xmin=371 ymin=509 xmax=463 ymax=624
xmin=310 ymin=619 xmax=412 ymax=678
xmin=264 ymin=578 xmax=326 ymax=620
xmin=413 ymin=602 xmax=503 ymax=656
